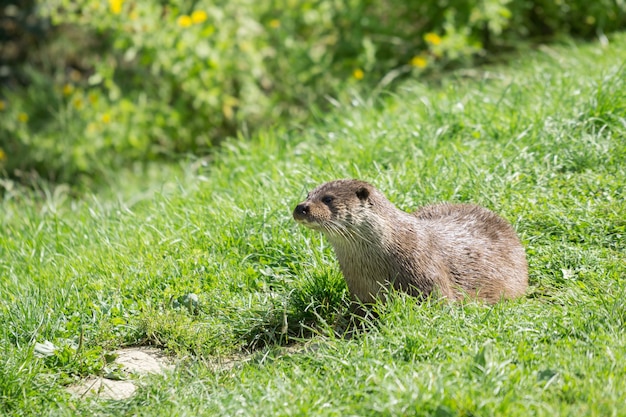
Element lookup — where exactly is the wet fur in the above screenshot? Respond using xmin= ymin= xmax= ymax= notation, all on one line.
xmin=293 ymin=179 xmax=528 ymax=304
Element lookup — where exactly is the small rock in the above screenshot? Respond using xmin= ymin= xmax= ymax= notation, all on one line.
xmin=66 ymin=347 xmax=172 ymax=401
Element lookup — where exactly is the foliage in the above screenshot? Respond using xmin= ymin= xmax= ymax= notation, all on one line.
xmin=1 ymin=0 xmax=625 ymax=185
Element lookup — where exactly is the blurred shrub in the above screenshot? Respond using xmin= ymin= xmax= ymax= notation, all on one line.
xmin=0 ymin=0 xmax=624 ymax=185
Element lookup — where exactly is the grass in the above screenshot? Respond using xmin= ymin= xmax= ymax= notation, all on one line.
xmin=1 ymin=34 xmax=625 ymax=416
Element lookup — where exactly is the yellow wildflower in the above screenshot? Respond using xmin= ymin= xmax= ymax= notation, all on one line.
xmin=73 ymin=97 xmax=83 ymax=109
xmin=424 ymin=32 xmax=442 ymax=46
xmin=101 ymin=113 xmax=111 ymax=124
xmin=0 ymin=148 xmax=6 ymax=161
xmin=410 ymin=55 xmax=428 ymax=69
xmin=269 ymin=19 xmax=280 ymax=29
xmin=62 ymin=84 xmax=74 ymax=96
xmin=177 ymin=15 xmax=193 ymax=28
xmin=352 ymin=69 xmax=364 ymax=80
xmin=18 ymin=112 xmax=28 ymax=123
xmin=109 ymin=0 xmax=124 ymax=14
xmin=191 ymin=10 xmax=208 ymax=24
xmin=0 ymin=100 xmax=5 ymax=111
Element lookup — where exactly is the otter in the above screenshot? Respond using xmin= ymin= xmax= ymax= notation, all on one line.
xmin=293 ymin=179 xmax=528 ymax=304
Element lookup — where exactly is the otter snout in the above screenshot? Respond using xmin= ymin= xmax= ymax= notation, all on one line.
xmin=293 ymin=203 xmax=310 ymax=221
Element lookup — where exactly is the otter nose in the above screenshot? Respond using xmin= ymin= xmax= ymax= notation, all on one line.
xmin=293 ymin=203 xmax=309 ymax=220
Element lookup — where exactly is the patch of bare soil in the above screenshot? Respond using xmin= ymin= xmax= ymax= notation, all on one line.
xmin=66 ymin=343 xmax=317 ymax=401
xmin=66 ymin=347 xmax=174 ymax=401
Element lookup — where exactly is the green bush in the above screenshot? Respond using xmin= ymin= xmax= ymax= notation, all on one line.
xmin=1 ymin=0 xmax=625 ymax=185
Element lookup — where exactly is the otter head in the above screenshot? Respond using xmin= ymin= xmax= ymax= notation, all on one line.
xmin=293 ymin=179 xmax=380 ymax=238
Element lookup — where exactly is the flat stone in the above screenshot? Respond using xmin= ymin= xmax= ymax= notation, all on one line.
xmin=66 ymin=347 xmax=172 ymax=400
xmin=66 ymin=377 xmax=137 ymax=400
xmin=115 ymin=347 xmax=173 ymax=374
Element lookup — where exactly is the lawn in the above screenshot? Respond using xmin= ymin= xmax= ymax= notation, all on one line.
xmin=1 ymin=34 xmax=625 ymax=416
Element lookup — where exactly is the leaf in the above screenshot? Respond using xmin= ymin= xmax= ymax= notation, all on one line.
xmin=34 ymin=340 xmax=57 ymax=358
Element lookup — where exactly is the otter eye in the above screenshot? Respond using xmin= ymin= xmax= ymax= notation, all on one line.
xmin=321 ymin=195 xmax=333 ymax=205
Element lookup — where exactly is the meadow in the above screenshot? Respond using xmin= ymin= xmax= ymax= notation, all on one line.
xmin=1 ymin=34 xmax=625 ymax=415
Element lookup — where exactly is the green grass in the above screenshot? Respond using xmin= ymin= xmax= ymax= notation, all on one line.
xmin=1 ymin=34 xmax=626 ymax=416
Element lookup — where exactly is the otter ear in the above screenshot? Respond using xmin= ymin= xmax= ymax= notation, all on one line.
xmin=355 ymin=187 xmax=369 ymax=201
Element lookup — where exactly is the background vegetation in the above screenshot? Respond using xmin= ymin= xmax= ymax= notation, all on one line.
xmin=1 ymin=31 xmax=625 ymax=415
xmin=1 ymin=0 xmax=625 ymax=186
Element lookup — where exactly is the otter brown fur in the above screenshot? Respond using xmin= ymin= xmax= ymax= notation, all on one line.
xmin=293 ymin=179 xmax=528 ymax=304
